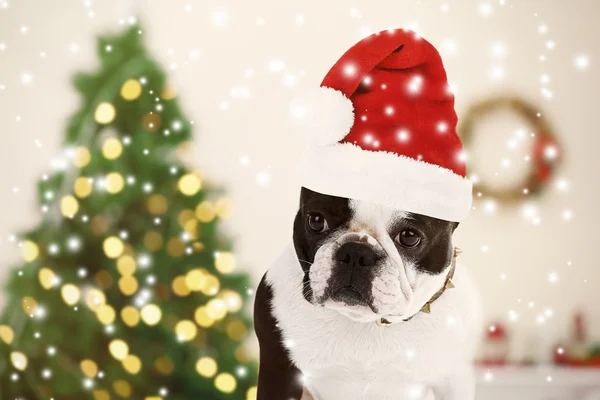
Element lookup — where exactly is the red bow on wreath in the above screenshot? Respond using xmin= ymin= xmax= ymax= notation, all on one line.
xmin=531 ymin=132 xmax=562 ymax=190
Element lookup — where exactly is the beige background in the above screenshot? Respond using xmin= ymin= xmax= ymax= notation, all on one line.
xmin=1 ymin=0 xmax=598 ymax=363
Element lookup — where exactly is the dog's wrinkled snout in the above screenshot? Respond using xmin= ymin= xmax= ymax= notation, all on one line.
xmin=335 ymin=242 xmax=379 ymax=268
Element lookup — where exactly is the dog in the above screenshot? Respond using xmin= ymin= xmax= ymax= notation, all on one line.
xmin=254 ymin=187 xmax=481 ymax=399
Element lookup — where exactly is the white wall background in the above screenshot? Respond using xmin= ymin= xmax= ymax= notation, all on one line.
xmin=1 ymin=0 xmax=599 ymax=363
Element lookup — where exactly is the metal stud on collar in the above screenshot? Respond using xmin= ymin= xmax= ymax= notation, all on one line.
xmin=376 ymin=317 xmax=392 ymax=327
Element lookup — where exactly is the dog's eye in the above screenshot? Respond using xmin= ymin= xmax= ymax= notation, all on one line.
xmin=307 ymin=213 xmax=329 ymax=233
xmin=396 ymin=229 xmax=421 ymax=248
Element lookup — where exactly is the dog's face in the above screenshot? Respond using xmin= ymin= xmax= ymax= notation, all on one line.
xmin=293 ymin=187 xmax=458 ymax=323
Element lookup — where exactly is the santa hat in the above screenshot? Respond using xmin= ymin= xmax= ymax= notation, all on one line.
xmin=291 ymin=29 xmax=472 ymax=222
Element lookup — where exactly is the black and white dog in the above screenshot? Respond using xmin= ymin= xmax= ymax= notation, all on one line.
xmin=254 ymin=187 xmax=481 ymax=399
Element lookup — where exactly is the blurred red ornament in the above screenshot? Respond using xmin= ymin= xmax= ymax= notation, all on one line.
xmin=553 ymin=344 xmax=569 ymax=365
xmin=479 ymin=322 xmax=510 ymax=366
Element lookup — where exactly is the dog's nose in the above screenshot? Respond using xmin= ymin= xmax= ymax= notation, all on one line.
xmin=336 ymin=242 xmax=379 ymax=268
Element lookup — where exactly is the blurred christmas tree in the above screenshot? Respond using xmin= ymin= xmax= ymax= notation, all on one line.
xmin=0 ymin=24 xmax=257 ymax=400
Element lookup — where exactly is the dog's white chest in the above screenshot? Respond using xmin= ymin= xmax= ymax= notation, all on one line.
xmin=279 ymin=311 xmax=449 ymax=400
xmin=266 ymin=245 xmax=480 ymax=400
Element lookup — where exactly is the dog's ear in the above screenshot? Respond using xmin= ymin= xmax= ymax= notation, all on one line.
xmin=299 ymin=186 xmax=315 ymax=208
xmin=452 ymin=222 xmax=459 ymax=232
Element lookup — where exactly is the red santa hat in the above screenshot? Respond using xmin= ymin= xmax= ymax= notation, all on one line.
xmin=290 ymin=28 xmax=472 ymax=222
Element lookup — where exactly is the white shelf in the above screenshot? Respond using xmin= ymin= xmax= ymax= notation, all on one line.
xmin=475 ymin=366 xmax=600 ymax=400
xmin=476 ymin=365 xmax=600 ymax=386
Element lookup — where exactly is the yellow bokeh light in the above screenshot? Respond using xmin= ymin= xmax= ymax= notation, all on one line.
xmin=85 ymin=289 xmax=106 ymax=312
xmin=227 ymin=319 xmax=248 ymax=341
xmin=195 ymin=201 xmax=216 ymax=222
xmin=178 ymin=173 xmax=202 ymax=196
xmin=105 ymin=172 xmax=125 ymax=194
xmin=166 ymin=237 xmax=185 ymax=257
xmin=21 ymin=296 xmax=37 ymax=315
xmin=194 ymin=306 xmax=215 ymax=328
xmin=113 ymin=380 xmax=132 ymax=398
xmin=117 ymin=255 xmax=136 ymax=276
xmin=177 ymin=209 xmax=196 ymax=227
xmin=175 ymin=320 xmax=198 ymax=341
xmin=155 ymin=356 xmax=175 ymax=375
xmin=201 ymin=274 xmax=220 ymax=296
xmin=215 ymin=197 xmax=234 ymax=219
xmin=21 ymin=240 xmax=39 ymax=262
xmin=73 ymin=146 xmax=91 ymax=168
xmin=103 ymin=236 xmax=124 ymax=258
xmin=118 ymin=276 xmax=139 ymax=296
xmin=219 ymin=289 xmax=243 ymax=313
xmin=61 ymin=283 xmax=81 ymax=306
xmin=215 ymin=252 xmax=236 ymax=274
xmin=122 ymin=354 xmax=142 ymax=374
xmin=172 ymin=276 xmax=191 ymax=297
xmin=206 ymin=299 xmax=228 ymax=320
xmin=160 ymin=85 xmax=177 ymax=100
xmin=60 ymin=195 xmax=79 ymax=217
xmin=93 ymin=389 xmax=111 ymax=400
xmin=10 ymin=351 xmax=28 ymax=371
xmin=195 ymin=357 xmax=217 ymax=378
xmin=74 ymin=176 xmax=93 ymax=198
xmin=235 ymin=345 xmax=253 ymax=363
xmin=247 ymin=386 xmax=258 ymax=400
xmin=80 ymin=359 xmax=98 ymax=378
xmin=96 ymin=304 xmax=116 ymax=325
xmin=192 ymin=241 xmax=205 ymax=252
xmin=185 ymin=269 xmax=207 ymax=292
xmin=109 ymin=339 xmax=129 ymax=361
xmin=143 ymin=231 xmax=163 ymax=252
xmin=0 ymin=325 xmax=15 ymax=345
xmin=102 ymin=137 xmax=123 ymax=160
xmin=120 ymin=79 xmax=142 ymax=101
xmin=214 ymin=372 xmax=237 ymax=393
xmin=38 ymin=268 xmax=56 ymax=290
xmin=146 ymin=194 xmax=168 ymax=215
xmin=183 ymin=218 xmax=199 ymax=239
xmin=121 ymin=306 xmax=140 ymax=327
xmin=140 ymin=304 xmax=162 ymax=326
xmin=94 ymin=102 xmax=116 ymax=125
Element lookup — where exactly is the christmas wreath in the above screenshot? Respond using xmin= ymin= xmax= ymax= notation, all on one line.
xmin=459 ymin=96 xmax=562 ymax=204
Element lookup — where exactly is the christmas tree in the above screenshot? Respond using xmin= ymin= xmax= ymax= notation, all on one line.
xmin=0 ymin=24 xmax=257 ymax=400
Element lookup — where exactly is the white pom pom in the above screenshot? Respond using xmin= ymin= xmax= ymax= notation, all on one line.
xmin=289 ymin=86 xmax=355 ymax=146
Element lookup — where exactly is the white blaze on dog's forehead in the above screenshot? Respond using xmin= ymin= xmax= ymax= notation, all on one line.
xmin=348 ymin=199 xmax=409 ymax=234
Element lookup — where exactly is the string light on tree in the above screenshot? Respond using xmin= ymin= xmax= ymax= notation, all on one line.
xmin=215 ymin=372 xmax=237 ymax=393
xmin=94 ymin=102 xmax=116 ymax=124
xmin=102 ymin=138 xmax=123 ymax=159
xmin=120 ymin=78 xmax=143 ymax=100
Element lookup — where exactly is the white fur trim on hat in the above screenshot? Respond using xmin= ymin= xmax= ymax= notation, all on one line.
xmin=298 ymin=143 xmax=473 ymax=222
xmin=289 ymin=87 xmax=355 ymax=146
